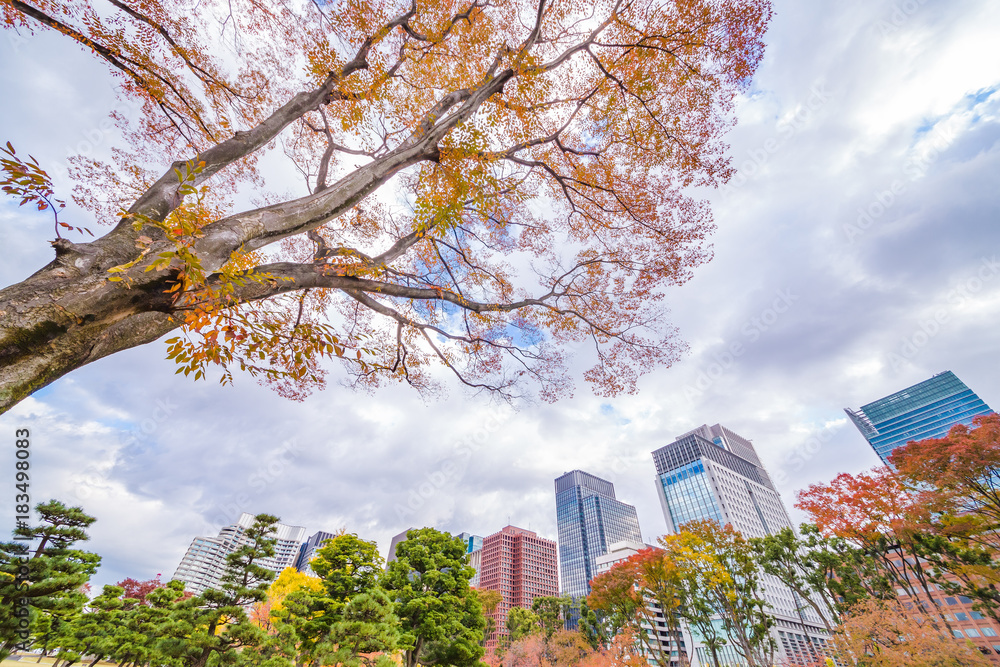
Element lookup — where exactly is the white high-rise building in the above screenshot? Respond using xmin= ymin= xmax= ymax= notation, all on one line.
xmin=172 ymin=513 xmax=307 ymax=594
xmin=651 ymin=424 xmax=830 ymax=666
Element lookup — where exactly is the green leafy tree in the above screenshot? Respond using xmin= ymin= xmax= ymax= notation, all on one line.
xmin=575 ymin=600 xmax=608 ymax=651
xmin=27 ymin=613 xmax=53 ymax=659
xmin=530 ymin=597 xmax=571 ymax=641
xmin=312 ymin=534 xmax=384 ymax=603
xmin=55 ymin=585 xmax=128 ymax=667
xmin=681 ymin=521 xmax=775 ymax=667
xmin=507 ymin=607 xmax=541 ymax=643
xmin=128 ymin=581 xmax=192 ymax=666
xmin=316 ymin=589 xmax=399 ymax=667
xmin=0 ymin=500 xmax=99 ymax=660
xmin=383 ymin=528 xmax=486 ymax=667
xmin=750 ymin=522 xmax=889 ymax=639
xmin=28 ymin=605 xmax=84 ymax=666
xmin=273 ymin=533 xmax=397 ymax=667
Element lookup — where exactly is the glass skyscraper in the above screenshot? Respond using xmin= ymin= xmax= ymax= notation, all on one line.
xmin=554 ymin=470 xmax=642 ymax=620
xmin=846 ymin=371 xmax=993 ymax=464
xmin=295 ymin=530 xmax=338 ymax=575
xmin=652 ymin=424 xmax=831 ymax=665
xmin=455 ymin=531 xmax=484 ymax=554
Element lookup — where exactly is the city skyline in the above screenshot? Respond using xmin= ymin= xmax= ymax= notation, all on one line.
xmin=163 ymin=389 xmax=999 ymax=600
xmin=2 ymin=0 xmax=1000 ymax=593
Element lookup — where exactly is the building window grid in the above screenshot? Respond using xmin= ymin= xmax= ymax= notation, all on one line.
xmin=661 ymin=461 xmax=723 ymax=528
xmin=861 ymin=372 xmax=972 ymax=423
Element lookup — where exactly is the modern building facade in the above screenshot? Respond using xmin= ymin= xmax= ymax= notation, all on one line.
xmin=295 ymin=530 xmax=338 ymax=575
xmin=652 ymin=424 xmax=831 ymax=666
xmin=478 ymin=525 xmax=559 ymax=649
xmin=455 ymin=532 xmax=485 ymax=587
xmin=846 ymin=370 xmax=994 ymax=464
xmin=554 ymin=470 xmax=643 ymax=614
xmin=172 ymin=513 xmax=307 ymax=594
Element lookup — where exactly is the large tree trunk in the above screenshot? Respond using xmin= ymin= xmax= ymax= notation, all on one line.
xmin=0 ymin=4 xmax=467 ymax=416
xmin=0 ymin=91 xmax=475 ymax=416
xmin=0 ymin=130 xmax=450 ymax=415
xmin=0 ymin=236 xmax=180 ymax=413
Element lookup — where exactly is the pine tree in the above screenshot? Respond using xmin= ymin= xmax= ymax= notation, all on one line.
xmin=0 ymin=500 xmax=99 ymax=660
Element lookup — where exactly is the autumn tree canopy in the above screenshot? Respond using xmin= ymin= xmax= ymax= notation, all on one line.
xmin=891 ymin=413 xmax=1000 ymax=537
xmin=0 ymin=0 xmax=772 ymax=413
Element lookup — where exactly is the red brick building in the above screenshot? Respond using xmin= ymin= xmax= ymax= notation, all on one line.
xmin=478 ymin=525 xmax=559 ymax=648
xmin=888 ymin=552 xmax=1000 ymax=660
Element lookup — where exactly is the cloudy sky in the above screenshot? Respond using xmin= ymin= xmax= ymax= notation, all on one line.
xmin=2 ymin=0 xmax=1000 ymax=589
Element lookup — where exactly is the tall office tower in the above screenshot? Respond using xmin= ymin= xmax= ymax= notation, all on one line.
xmin=846 ymin=370 xmax=994 ymax=464
xmin=295 ymin=530 xmax=338 ymax=575
xmin=454 ymin=532 xmax=485 ymax=587
xmin=554 ymin=470 xmax=642 ymax=626
xmin=478 ymin=525 xmax=559 ymax=649
xmin=652 ymin=424 xmax=831 ymax=666
xmin=173 ymin=513 xmax=307 ymax=594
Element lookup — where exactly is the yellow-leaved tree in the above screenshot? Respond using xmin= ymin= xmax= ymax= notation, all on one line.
xmin=250 ymin=566 xmax=323 ymax=632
